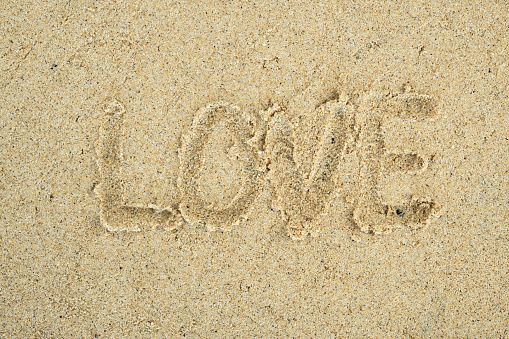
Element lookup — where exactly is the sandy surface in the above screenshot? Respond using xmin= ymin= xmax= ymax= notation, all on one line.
xmin=1 ymin=1 xmax=509 ymax=337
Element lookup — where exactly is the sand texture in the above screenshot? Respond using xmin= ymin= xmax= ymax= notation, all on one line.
xmin=1 ymin=1 xmax=509 ymax=337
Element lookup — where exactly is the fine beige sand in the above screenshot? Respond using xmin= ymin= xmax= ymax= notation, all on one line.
xmin=1 ymin=1 xmax=509 ymax=337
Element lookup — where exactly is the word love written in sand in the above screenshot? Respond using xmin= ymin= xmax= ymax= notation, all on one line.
xmin=95 ymin=91 xmax=440 ymax=239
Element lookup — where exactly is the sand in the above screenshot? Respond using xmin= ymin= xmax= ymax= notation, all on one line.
xmin=1 ymin=1 xmax=509 ymax=337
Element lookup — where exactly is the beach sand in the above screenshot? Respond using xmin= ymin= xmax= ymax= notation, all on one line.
xmin=1 ymin=1 xmax=509 ymax=337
